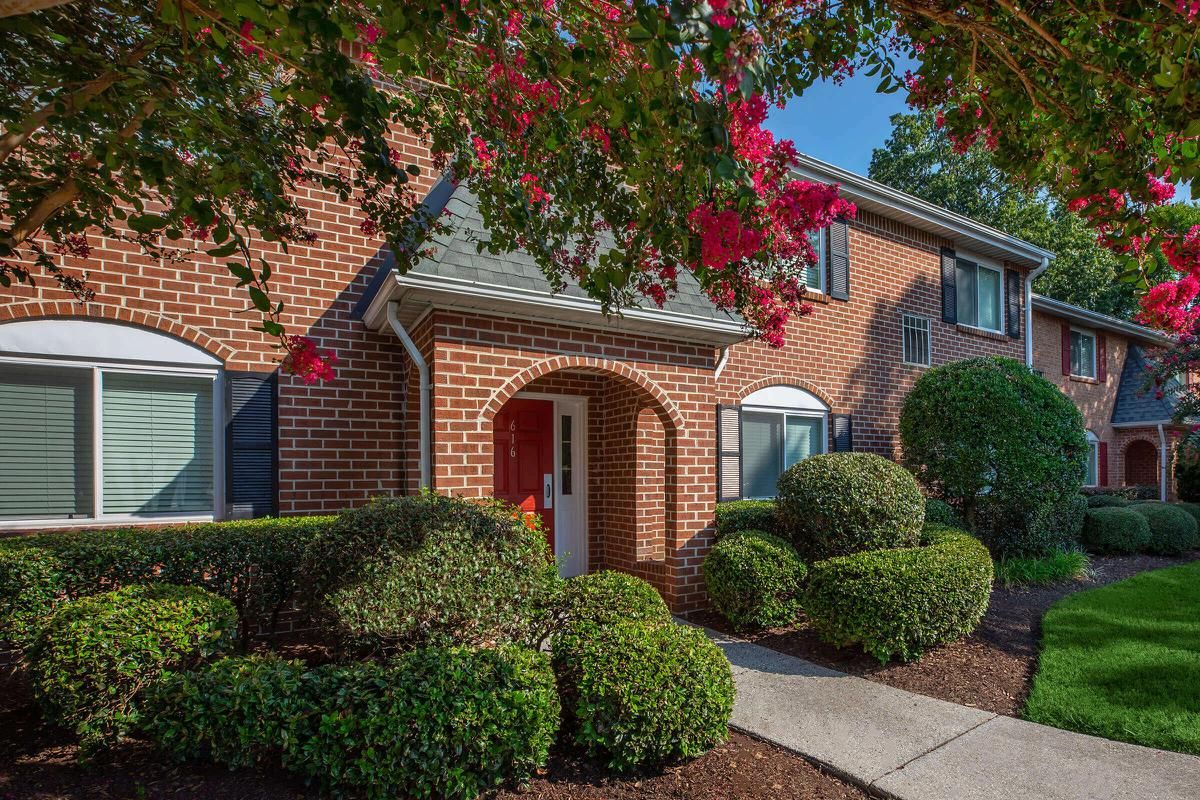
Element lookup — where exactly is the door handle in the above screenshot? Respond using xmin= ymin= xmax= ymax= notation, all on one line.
xmin=543 ymin=473 xmax=553 ymax=509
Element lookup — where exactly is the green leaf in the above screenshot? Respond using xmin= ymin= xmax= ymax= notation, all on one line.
xmin=248 ymin=286 xmax=271 ymax=312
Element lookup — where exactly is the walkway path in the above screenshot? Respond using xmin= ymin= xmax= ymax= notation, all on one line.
xmin=708 ymin=629 xmax=1200 ymax=800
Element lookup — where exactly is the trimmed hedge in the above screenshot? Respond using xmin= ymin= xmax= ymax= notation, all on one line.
xmin=703 ymin=530 xmax=806 ymax=630
xmin=148 ymin=646 xmax=559 ymax=800
xmin=552 ymin=570 xmax=670 ymax=639
xmin=802 ymin=525 xmax=993 ymax=663
xmin=924 ymin=498 xmax=962 ymax=527
xmin=714 ymin=500 xmax=781 ymax=538
xmin=553 ymin=621 xmax=733 ymax=772
xmin=1129 ymin=503 xmax=1200 ymax=556
xmin=303 ymin=494 xmax=559 ymax=654
xmin=1086 ymin=494 xmax=1131 ymax=508
xmin=28 ymin=584 xmax=236 ymax=751
xmin=1080 ymin=507 xmax=1152 ymax=554
xmin=776 ymin=453 xmax=925 ymax=561
xmin=1176 ymin=501 xmax=1200 ymax=529
xmin=0 ymin=547 xmax=65 ymax=649
xmin=0 ymin=516 xmax=332 ymax=639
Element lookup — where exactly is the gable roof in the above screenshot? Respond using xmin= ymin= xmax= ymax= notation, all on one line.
xmin=1032 ymin=294 xmax=1172 ymax=347
xmin=1111 ymin=344 xmax=1179 ymax=426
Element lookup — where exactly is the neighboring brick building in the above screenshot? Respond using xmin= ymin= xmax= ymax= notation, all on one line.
xmin=1030 ymin=294 xmax=1182 ymax=501
xmin=0 ymin=151 xmax=1054 ymax=610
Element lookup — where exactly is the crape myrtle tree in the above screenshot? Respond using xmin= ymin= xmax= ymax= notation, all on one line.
xmin=1 ymin=1 xmax=1198 ymax=382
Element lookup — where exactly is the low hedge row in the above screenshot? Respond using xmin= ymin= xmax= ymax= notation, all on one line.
xmin=713 ymin=500 xmax=782 ymax=539
xmin=0 ymin=516 xmax=333 ymax=641
xmin=1081 ymin=504 xmax=1200 ymax=556
xmin=1086 ymin=494 xmax=1131 ymax=508
xmin=702 ymin=530 xmax=805 ymax=630
xmin=1130 ymin=503 xmax=1200 ymax=556
xmin=803 ymin=525 xmax=993 ymax=663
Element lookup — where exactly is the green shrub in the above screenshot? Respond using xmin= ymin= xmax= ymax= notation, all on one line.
xmin=303 ymin=494 xmax=559 ymax=654
xmin=1174 ymin=443 xmax=1200 ymax=502
xmin=924 ymin=498 xmax=962 ymax=527
xmin=1080 ymin=507 xmax=1152 ymax=554
xmin=714 ymin=500 xmax=781 ymax=538
xmin=28 ymin=584 xmax=236 ymax=751
xmin=1080 ymin=486 xmax=1142 ymax=501
xmin=1175 ymin=501 xmax=1200 ymax=528
xmin=553 ymin=621 xmax=733 ymax=771
xmin=145 ymin=653 xmax=312 ymax=770
xmin=776 ymin=453 xmax=925 ymax=561
xmin=1129 ymin=503 xmax=1200 ymax=556
xmin=802 ymin=525 xmax=993 ymax=663
xmin=1086 ymin=494 xmax=1130 ymax=508
xmin=0 ymin=547 xmax=66 ymax=649
xmin=291 ymin=646 xmax=558 ymax=800
xmin=552 ymin=570 xmax=670 ymax=641
xmin=0 ymin=516 xmax=331 ymax=637
xmin=703 ymin=531 xmax=806 ymax=630
xmin=900 ymin=357 xmax=1088 ymax=557
xmin=994 ymin=549 xmax=1091 ymax=587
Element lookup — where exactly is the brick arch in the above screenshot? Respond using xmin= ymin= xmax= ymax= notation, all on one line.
xmin=736 ymin=375 xmax=837 ymax=411
xmin=0 ymin=301 xmax=234 ymax=362
xmin=1123 ymin=437 xmax=1160 ymax=487
xmin=481 ymin=355 xmax=686 ymax=432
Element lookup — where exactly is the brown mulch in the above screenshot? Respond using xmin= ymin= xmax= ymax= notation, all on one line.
xmin=0 ymin=666 xmax=866 ymax=800
xmin=692 ymin=551 xmax=1200 ymax=717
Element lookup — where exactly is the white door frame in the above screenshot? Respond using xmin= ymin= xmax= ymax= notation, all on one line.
xmin=513 ymin=390 xmax=588 ymax=576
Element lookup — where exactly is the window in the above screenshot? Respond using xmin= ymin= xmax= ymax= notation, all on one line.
xmin=739 ymin=385 xmax=828 ymax=499
xmin=804 ymin=229 xmax=825 ymax=293
xmin=559 ymin=414 xmax=573 ymax=496
xmin=0 ymin=319 xmax=221 ymax=526
xmin=1070 ymin=328 xmax=1097 ymax=379
xmin=955 ymin=259 xmax=1003 ymax=332
xmin=901 ymin=313 xmax=931 ymax=366
xmin=1085 ymin=431 xmax=1100 ymax=487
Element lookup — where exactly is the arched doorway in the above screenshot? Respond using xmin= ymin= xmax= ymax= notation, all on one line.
xmin=1125 ymin=439 xmax=1159 ymax=488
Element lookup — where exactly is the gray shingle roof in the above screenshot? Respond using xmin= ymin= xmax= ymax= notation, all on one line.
xmin=1111 ymin=345 xmax=1179 ymax=425
xmin=365 ymin=180 xmax=740 ymax=324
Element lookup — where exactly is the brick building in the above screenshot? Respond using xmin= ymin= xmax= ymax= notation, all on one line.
xmin=1030 ymin=294 xmax=1182 ymax=501
xmin=0 ymin=151 xmax=1055 ymax=610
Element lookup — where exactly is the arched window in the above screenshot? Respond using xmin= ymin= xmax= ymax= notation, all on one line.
xmin=1084 ymin=430 xmax=1100 ymax=488
xmin=0 ymin=319 xmax=222 ymax=527
xmin=739 ymin=386 xmax=829 ymax=499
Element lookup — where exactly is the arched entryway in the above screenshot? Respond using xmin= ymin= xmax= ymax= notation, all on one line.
xmin=1125 ymin=439 xmax=1159 ymax=487
xmin=483 ymin=359 xmax=683 ymax=595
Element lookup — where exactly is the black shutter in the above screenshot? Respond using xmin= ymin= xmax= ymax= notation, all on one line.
xmin=226 ymin=371 xmax=278 ymax=519
xmin=828 ymin=220 xmax=850 ymax=301
xmin=716 ymin=404 xmax=742 ymax=502
xmin=832 ymin=414 xmax=853 ymax=452
xmin=940 ymin=247 xmax=957 ymax=324
xmin=1005 ymin=269 xmax=1022 ymax=339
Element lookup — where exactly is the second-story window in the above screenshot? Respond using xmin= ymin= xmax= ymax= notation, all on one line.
xmin=1070 ymin=328 xmax=1097 ymax=379
xmin=901 ymin=313 xmax=932 ymax=366
xmin=955 ymin=259 xmax=1003 ymax=332
xmin=805 ymin=229 xmax=825 ymax=293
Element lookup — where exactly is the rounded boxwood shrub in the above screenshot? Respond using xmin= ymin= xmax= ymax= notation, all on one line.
xmin=776 ymin=452 xmax=925 ymax=561
xmin=1080 ymin=507 xmax=1152 ymax=554
xmin=1086 ymin=494 xmax=1131 ymax=508
xmin=924 ymin=498 xmax=962 ymax=527
xmin=553 ymin=621 xmax=733 ymax=771
xmin=703 ymin=530 xmax=806 ymax=630
xmin=28 ymin=583 xmax=236 ymax=751
xmin=1175 ymin=501 xmax=1200 ymax=528
xmin=292 ymin=645 xmax=558 ymax=800
xmin=553 ymin=570 xmax=670 ymax=636
xmin=714 ymin=500 xmax=781 ymax=538
xmin=900 ymin=357 xmax=1087 ymax=557
xmin=802 ymin=525 xmax=993 ymax=663
xmin=1129 ymin=503 xmax=1200 ymax=556
xmin=303 ymin=494 xmax=559 ymax=653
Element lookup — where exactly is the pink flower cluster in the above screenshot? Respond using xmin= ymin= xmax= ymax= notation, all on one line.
xmin=519 ymin=172 xmax=551 ymax=205
xmin=284 ymin=335 xmax=337 ymax=384
xmin=687 ymin=205 xmax=765 ymax=270
xmin=1138 ymin=226 xmax=1200 ymax=334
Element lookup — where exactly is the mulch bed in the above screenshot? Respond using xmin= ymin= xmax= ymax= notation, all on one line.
xmin=0 ymin=658 xmax=866 ymax=800
xmin=692 ymin=551 xmax=1200 ymax=717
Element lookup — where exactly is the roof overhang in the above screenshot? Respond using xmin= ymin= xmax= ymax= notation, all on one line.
xmin=359 ymin=270 xmax=751 ymax=346
xmin=791 ymin=154 xmax=1055 ymax=269
xmin=1031 ymin=294 xmax=1173 ymax=347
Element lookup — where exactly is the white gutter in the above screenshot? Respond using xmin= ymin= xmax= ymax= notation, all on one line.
xmin=387 ymin=301 xmax=431 ymax=490
xmin=1025 ymin=257 xmax=1051 ymax=367
xmin=713 ymin=345 xmax=730 ymax=380
xmin=1158 ymin=423 xmax=1169 ymax=502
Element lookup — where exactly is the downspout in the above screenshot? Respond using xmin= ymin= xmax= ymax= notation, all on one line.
xmin=387 ymin=301 xmax=431 ymax=490
xmin=1158 ymin=423 xmax=1169 ymax=502
xmin=713 ymin=345 xmax=730 ymax=381
xmin=1025 ymin=256 xmax=1051 ymax=368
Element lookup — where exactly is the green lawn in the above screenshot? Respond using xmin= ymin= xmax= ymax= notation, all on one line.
xmin=1024 ymin=561 xmax=1200 ymax=754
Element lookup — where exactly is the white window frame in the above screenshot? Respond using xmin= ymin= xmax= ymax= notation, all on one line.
xmin=901 ymin=313 xmax=932 ymax=367
xmin=1070 ymin=327 xmax=1098 ymax=379
xmin=740 ymin=386 xmax=829 ymax=500
xmin=805 ymin=228 xmax=826 ymax=294
xmin=1084 ymin=430 xmax=1100 ymax=487
xmin=956 ymin=257 xmax=1004 ymax=333
xmin=0 ymin=353 xmax=223 ymax=530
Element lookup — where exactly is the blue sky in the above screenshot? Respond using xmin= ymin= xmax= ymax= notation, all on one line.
xmin=767 ymin=66 xmax=915 ymax=177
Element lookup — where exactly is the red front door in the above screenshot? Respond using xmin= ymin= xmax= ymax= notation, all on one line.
xmin=492 ymin=398 xmax=555 ymax=550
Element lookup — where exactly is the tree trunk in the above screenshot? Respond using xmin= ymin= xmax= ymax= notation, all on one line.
xmin=0 ymin=0 xmax=74 ymax=17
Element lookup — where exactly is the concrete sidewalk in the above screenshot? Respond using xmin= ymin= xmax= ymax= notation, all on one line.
xmin=709 ymin=630 xmax=1200 ymax=800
